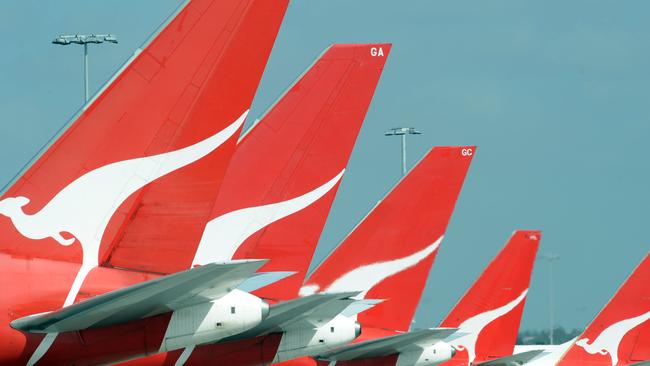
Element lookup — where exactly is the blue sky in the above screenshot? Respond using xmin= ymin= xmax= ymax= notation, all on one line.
xmin=1 ymin=1 xmax=648 ymax=332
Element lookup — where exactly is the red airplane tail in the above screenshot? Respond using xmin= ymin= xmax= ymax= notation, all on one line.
xmin=439 ymin=230 xmax=540 ymax=365
xmin=119 ymin=44 xmax=392 ymax=366
xmin=0 ymin=1 xmax=289 ymax=364
xmin=0 ymin=0 xmax=288 ymax=270
xmin=195 ymin=44 xmax=391 ymax=301
xmin=302 ymin=146 xmax=475 ymax=332
xmin=558 ymin=252 xmax=650 ymax=366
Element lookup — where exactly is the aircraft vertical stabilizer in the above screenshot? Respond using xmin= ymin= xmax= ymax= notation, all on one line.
xmin=558 ymin=253 xmax=650 ymax=366
xmin=302 ymin=146 xmax=476 ymax=332
xmin=440 ymin=230 xmax=540 ymax=365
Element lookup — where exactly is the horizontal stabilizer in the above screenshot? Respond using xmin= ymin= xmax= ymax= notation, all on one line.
xmin=340 ymin=299 xmax=384 ymax=317
xmin=237 ymin=271 xmax=296 ymax=292
xmin=11 ymin=260 xmax=265 ymax=333
xmin=477 ymin=350 xmax=545 ymax=365
xmin=319 ymin=328 xmax=458 ymax=361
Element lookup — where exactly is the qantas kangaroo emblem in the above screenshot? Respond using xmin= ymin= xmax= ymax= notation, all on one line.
xmin=299 ymin=236 xmax=442 ymax=298
xmin=192 ymin=170 xmax=345 ymax=266
xmin=1 ymin=111 xmax=246 ymax=280
xmin=176 ymin=170 xmax=346 ymax=365
xmin=575 ymin=310 xmax=650 ymax=366
xmin=450 ymin=289 xmax=528 ymax=364
xmin=10 ymin=111 xmax=247 ymax=366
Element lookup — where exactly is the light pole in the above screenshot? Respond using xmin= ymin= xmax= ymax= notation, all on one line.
xmin=385 ymin=127 xmax=421 ymax=176
xmin=52 ymin=34 xmax=118 ymax=103
xmin=539 ymin=253 xmax=560 ymax=344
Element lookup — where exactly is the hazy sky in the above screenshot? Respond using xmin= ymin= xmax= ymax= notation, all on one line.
xmin=1 ymin=1 xmax=648 ymax=332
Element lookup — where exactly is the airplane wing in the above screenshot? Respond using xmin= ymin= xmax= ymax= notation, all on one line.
xmin=477 ymin=350 xmax=545 ymax=365
xmin=11 ymin=260 xmax=265 ymax=333
xmin=318 ymin=328 xmax=458 ymax=361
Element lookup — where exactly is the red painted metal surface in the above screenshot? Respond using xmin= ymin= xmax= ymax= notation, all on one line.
xmin=133 ymin=43 xmax=392 ymax=366
xmin=227 ymin=43 xmax=391 ymax=302
xmin=557 ymin=253 xmax=650 ymax=366
xmin=0 ymin=253 xmax=166 ymax=365
xmin=103 ymin=0 xmax=288 ymax=274
xmin=0 ymin=0 xmax=288 ymax=364
xmin=440 ymin=230 xmax=540 ymax=365
xmin=303 ymin=146 xmax=475 ymax=332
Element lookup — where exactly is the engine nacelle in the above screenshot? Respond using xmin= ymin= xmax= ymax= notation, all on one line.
xmin=396 ymin=341 xmax=456 ymax=366
xmin=273 ymin=315 xmax=362 ymax=362
xmin=160 ymin=289 xmax=269 ymax=352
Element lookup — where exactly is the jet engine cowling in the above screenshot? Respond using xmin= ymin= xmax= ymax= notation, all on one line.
xmin=160 ymin=289 xmax=269 ymax=352
xmin=396 ymin=341 xmax=456 ymax=366
xmin=273 ymin=315 xmax=361 ymax=362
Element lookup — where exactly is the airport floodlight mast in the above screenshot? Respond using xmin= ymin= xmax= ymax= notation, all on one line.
xmin=52 ymin=34 xmax=118 ymax=103
xmin=385 ymin=127 xmax=421 ymax=176
xmin=539 ymin=253 xmax=560 ymax=345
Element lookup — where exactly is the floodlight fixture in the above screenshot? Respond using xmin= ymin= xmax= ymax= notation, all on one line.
xmin=384 ymin=127 xmax=422 ymax=175
xmin=52 ymin=34 xmax=118 ymax=102
xmin=384 ymin=127 xmax=421 ymax=136
xmin=52 ymin=34 xmax=118 ymax=45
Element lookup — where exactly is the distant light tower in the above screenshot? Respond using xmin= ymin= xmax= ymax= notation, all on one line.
xmin=385 ymin=127 xmax=421 ymax=176
xmin=539 ymin=253 xmax=560 ymax=344
xmin=52 ymin=34 xmax=118 ymax=103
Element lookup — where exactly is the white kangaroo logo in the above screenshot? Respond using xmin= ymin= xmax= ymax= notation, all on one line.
xmin=450 ymin=289 xmax=528 ymax=364
xmin=15 ymin=111 xmax=247 ymax=366
xmin=575 ymin=310 xmax=650 ymax=366
xmin=299 ymin=236 xmax=442 ymax=299
xmin=175 ymin=170 xmax=346 ymax=366
xmin=192 ymin=170 xmax=344 ymax=266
